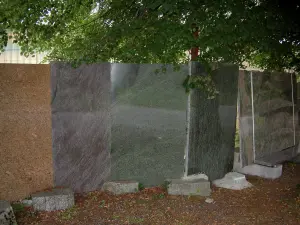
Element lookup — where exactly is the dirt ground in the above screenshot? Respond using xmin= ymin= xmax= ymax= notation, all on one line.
xmin=15 ymin=163 xmax=300 ymax=225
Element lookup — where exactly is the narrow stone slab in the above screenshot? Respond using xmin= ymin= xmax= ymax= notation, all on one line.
xmin=32 ymin=188 xmax=74 ymax=211
xmin=167 ymin=179 xmax=211 ymax=196
xmin=0 ymin=200 xmax=17 ymax=225
xmin=102 ymin=181 xmax=139 ymax=195
xmin=213 ymin=172 xmax=253 ymax=190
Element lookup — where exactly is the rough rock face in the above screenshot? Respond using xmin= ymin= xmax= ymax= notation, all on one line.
xmin=0 ymin=200 xmax=17 ymax=225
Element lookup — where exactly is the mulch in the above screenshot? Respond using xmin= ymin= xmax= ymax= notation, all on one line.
xmin=15 ymin=163 xmax=300 ymax=225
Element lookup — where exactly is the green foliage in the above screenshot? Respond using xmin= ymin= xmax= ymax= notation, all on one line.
xmin=152 ymin=193 xmax=165 ymax=200
xmin=127 ymin=216 xmax=144 ymax=224
xmin=160 ymin=181 xmax=171 ymax=191
xmin=11 ymin=203 xmax=25 ymax=213
xmin=99 ymin=200 xmax=106 ymax=208
xmin=138 ymin=183 xmax=145 ymax=191
xmin=182 ymin=75 xmax=219 ymax=98
xmin=0 ymin=0 xmax=299 ymax=74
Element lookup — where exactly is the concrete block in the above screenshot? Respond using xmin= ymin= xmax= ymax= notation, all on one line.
xmin=32 ymin=188 xmax=74 ymax=212
xmin=167 ymin=179 xmax=211 ymax=196
xmin=236 ymin=164 xmax=282 ymax=179
xmin=233 ymin=152 xmax=282 ymax=179
xmin=0 ymin=200 xmax=17 ymax=225
xmin=102 ymin=181 xmax=139 ymax=195
xmin=182 ymin=173 xmax=209 ymax=181
xmin=213 ymin=172 xmax=253 ymax=190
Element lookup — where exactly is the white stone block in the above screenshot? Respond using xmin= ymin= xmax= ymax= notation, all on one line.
xmin=102 ymin=181 xmax=139 ymax=195
xmin=182 ymin=173 xmax=209 ymax=181
xmin=32 ymin=188 xmax=74 ymax=212
xmin=236 ymin=164 xmax=282 ymax=179
xmin=168 ymin=179 xmax=211 ymax=196
xmin=233 ymin=152 xmax=283 ymax=179
xmin=213 ymin=172 xmax=252 ymax=190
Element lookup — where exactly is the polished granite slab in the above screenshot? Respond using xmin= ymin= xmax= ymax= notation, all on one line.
xmin=187 ymin=63 xmax=239 ymax=180
xmin=239 ymin=71 xmax=297 ymax=167
xmin=51 ymin=63 xmax=111 ymax=192
xmin=252 ymin=71 xmax=295 ymax=160
xmin=110 ymin=63 xmax=188 ymax=186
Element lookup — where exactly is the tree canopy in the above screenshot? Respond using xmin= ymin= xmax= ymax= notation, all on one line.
xmin=0 ymin=0 xmax=299 ymax=72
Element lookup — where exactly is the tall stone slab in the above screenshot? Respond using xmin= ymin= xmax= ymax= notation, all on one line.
xmin=238 ymin=70 xmax=254 ymax=166
xmin=51 ymin=63 xmax=111 ymax=192
xmin=239 ymin=71 xmax=297 ymax=167
xmin=252 ymin=71 xmax=296 ymax=165
xmin=187 ymin=63 xmax=239 ymax=181
xmin=110 ymin=63 xmax=188 ymax=186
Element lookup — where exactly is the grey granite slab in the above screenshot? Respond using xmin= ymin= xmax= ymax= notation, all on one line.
xmin=239 ymin=70 xmax=297 ymax=167
xmin=110 ymin=63 xmax=188 ymax=186
xmin=187 ymin=63 xmax=239 ymax=180
xmin=252 ymin=71 xmax=295 ymax=159
xmin=51 ymin=63 xmax=111 ymax=193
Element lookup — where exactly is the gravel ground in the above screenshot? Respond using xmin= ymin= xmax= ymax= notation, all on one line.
xmin=15 ymin=163 xmax=300 ymax=225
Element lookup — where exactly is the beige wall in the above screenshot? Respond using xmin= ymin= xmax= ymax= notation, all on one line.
xmin=0 ymin=64 xmax=53 ymax=201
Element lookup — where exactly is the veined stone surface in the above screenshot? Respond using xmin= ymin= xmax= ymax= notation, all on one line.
xmin=51 ymin=63 xmax=111 ymax=193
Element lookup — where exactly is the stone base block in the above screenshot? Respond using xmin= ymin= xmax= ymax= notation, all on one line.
xmin=167 ymin=179 xmax=211 ymax=196
xmin=0 ymin=200 xmax=17 ymax=225
xmin=213 ymin=172 xmax=253 ymax=190
xmin=32 ymin=188 xmax=74 ymax=212
xmin=182 ymin=173 xmax=209 ymax=181
xmin=102 ymin=181 xmax=139 ymax=195
xmin=236 ymin=164 xmax=282 ymax=179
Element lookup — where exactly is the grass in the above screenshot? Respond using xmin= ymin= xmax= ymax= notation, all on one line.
xmin=127 ymin=216 xmax=144 ymax=224
xmin=11 ymin=203 xmax=26 ymax=213
xmin=138 ymin=183 xmax=145 ymax=191
xmin=99 ymin=200 xmax=106 ymax=208
xmin=152 ymin=193 xmax=165 ymax=200
xmin=160 ymin=181 xmax=171 ymax=192
xmin=59 ymin=206 xmax=78 ymax=220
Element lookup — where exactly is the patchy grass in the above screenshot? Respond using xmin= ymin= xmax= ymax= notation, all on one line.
xmin=138 ymin=183 xmax=145 ymax=191
xmin=127 ymin=216 xmax=144 ymax=224
xmin=152 ymin=193 xmax=165 ymax=200
xmin=11 ymin=203 xmax=26 ymax=213
xmin=15 ymin=163 xmax=300 ymax=225
xmin=160 ymin=181 xmax=171 ymax=192
xmin=58 ymin=206 xmax=78 ymax=221
xmin=98 ymin=200 xmax=106 ymax=208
